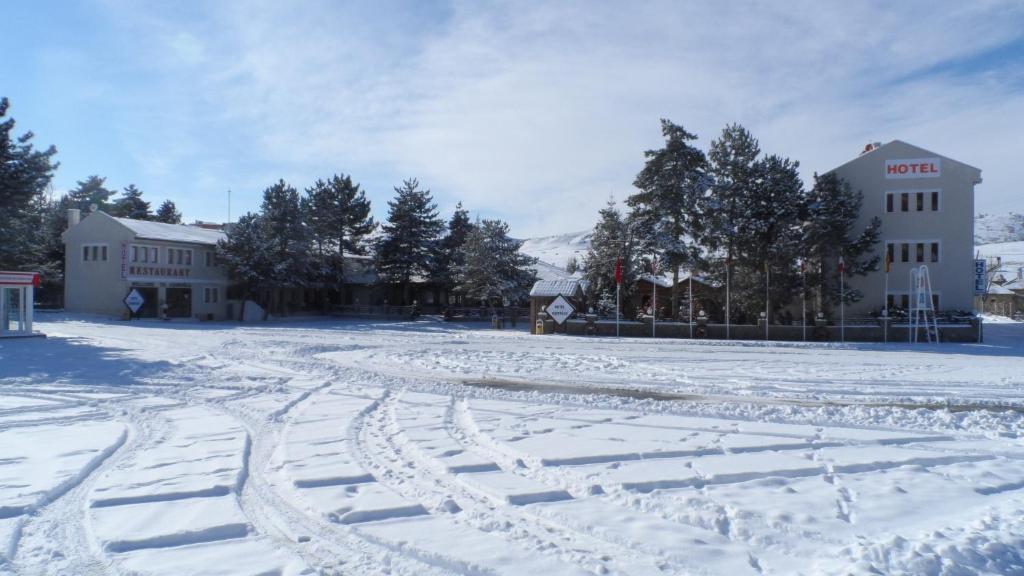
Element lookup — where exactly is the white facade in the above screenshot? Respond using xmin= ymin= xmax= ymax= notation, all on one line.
xmin=829 ymin=140 xmax=982 ymax=314
xmin=62 ymin=211 xmax=231 ymax=319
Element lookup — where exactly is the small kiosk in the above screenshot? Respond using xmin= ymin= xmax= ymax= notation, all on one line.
xmin=0 ymin=271 xmax=42 ymax=338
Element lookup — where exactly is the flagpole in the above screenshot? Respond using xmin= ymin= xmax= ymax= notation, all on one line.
xmin=689 ymin=271 xmax=693 ymax=339
xmin=801 ymin=259 xmax=806 ymax=342
xmin=840 ymin=257 xmax=845 ymax=343
xmin=616 ymin=282 xmax=620 ymax=338
xmin=765 ymin=261 xmax=770 ymax=341
xmin=883 ymin=267 xmax=889 ymax=344
xmin=652 ymin=256 xmax=657 ymax=339
xmin=725 ymin=257 xmax=731 ymax=340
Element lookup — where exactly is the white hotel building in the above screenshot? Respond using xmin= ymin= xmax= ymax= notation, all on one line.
xmin=62 ymin=210 xmax=231 ymax=319
xmin=829 ymin=140 xmax=982 ymax=315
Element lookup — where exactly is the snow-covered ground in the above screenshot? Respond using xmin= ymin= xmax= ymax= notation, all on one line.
xmin=2 ymin=315 xmax=1024 ymax=575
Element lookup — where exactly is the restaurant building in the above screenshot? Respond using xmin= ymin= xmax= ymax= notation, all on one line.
xmin=62 ymin=210 xmax=230 ymax=319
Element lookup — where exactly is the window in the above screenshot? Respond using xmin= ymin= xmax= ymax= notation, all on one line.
xmin=886 ymin=194 xmax=894 ymax=213
xmin=887 ymin=294 xmax=894 ymax=309
xmin=204 ymin=287 xmax=219 ymax=304
xmin=886 ymin=243 xmax=894 ymax=265
xmin=149 ymin=247 xmax=158 ymax=263
xmin=930 ymin=242 xmax=939 ymax=263
xmin=901 ymin=294 xmax=909 ymax=309
xmin=916 ymin=192 xmax=924 ymax=211
xmin=932 ymin=294 xmax=940 ymax=311
xmin=901 ymin=243 xmax=909 ymax=262
xmin=931 ymin=191 xmax=939 ymax=211
xmin=205 ymin=251 xmax=214 ymax=267
xmin=916 ymin=243 xmax=924 ymax=262
xmin=901 ymin=193 xmax=909 ymax=212
xmin=82 ymin=244 xmax=108 ymax=262
xmin=184 ymin=250 xmax=192 ymax=266
xmin=132 ymin=246 xmax=139 ymax=262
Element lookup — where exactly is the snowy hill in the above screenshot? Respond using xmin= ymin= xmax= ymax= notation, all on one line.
xmin=975 ymin=212 xmax=1024 ymax=244
xmin=518 ymin=231 xmax=591 ymax=281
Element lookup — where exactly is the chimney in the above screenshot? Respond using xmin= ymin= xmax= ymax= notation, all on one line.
xmin=67 ymin=208 xmax=81 ymax=229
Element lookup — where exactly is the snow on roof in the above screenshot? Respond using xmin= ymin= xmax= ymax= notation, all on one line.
xmin=114 ymin=216 xmax=227 ymax=245
xmin=986 ymin=284 xmax=1017 ymax=295
xmin=529 ymin=279 xmax=583 ymax=298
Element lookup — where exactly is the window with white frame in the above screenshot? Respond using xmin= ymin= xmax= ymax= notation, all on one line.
xmin=131 ymin=245 xmax=159 ymax=263
xmin=886 ymin=241 xmax=940 ymax=265
xmin=885 ymin=190 xmax=940 ymax=213
xmin=204 ymin=287 xmax=220 ymax=304
xmin=82 ymin=244 xmax=108 ymax=262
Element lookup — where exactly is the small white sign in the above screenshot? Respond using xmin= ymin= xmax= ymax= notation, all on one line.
xmin=546 ymin=294 xmax=575 ymax=325
xmin=885 ymin=158 xmax=941 ymax=179
xmin=123 ymin=289 xmax=145 ymax=314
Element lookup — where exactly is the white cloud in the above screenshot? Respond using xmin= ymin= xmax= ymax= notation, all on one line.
xmin=95 ymin=0 xmax=1024 ymax=235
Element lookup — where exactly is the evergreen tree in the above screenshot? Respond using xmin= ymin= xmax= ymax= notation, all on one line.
xmin=456 ymin=219 xmax=537 ymax=305
xmin=216 ymin=212 xmax=274 ymax=318
xmin=154 ymin=200 xmax=182 ymax=224
xmin=704 ymin=124 xmax=761 ymax=323
xmin=565 ymin=255 xmax=579 ymax=275
xmin=377 ymin=178 xmax=444 ymax=303
xmin=110 ymin=184 xmax=152 ymax=220
xmin=582 ymin=199 xmax=644 ymax=316
xmin=302 ymin=174 xmax=376 ymax=288
xmin=259 ymin=180 xmax=311 ymax=286
xmin=67 ymin=175 xmax=116 ymax=213
xmin=0 ymin=96 xmax=59 ymax=275
xmin=627 ymin=119 xmax=711 ymax=318
xmin=735 ymin=154 xmax=806 ymax=321
xmin=803 ymin=172 xmax=881 ymax=311
xmin=432 ymin=202 xmax=475 ymax=293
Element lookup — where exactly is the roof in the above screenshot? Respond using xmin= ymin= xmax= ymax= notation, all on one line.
xmin=113 ymin=216 xmax=227 ymax=245
xmin=828 ymin=139 xmax=982 ymax=181
xmin=529 ymin=279 xmax=584 ymax=298
xmin=986 ymin=284 xmax=1017 ymax=296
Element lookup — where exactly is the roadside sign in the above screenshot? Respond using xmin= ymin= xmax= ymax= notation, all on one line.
xmin=124 ymin=288 xmax=145 ymax=314
xmin=546 ymin=294 xmax=575 ymax=325
xmin=974 ymin=259 xmax=986 ymax=294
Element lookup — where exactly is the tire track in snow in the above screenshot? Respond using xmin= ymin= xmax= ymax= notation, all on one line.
xmin=351 ymin=390 xmax=670 ymax=576
xmin=9 ymin=398 xmax=160 ymax=576
xmin=211 ymin=381 xmax=450 ymax=576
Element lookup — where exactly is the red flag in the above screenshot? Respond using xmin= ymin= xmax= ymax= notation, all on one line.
xmin=614 ymin=258 xmax=622 ymax=285
xmin=838 ymin=256 xmax=845 ymax=274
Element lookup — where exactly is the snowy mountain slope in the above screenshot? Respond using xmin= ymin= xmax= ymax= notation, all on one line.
xmin=975 ymin=212 xmax=1024 ymax=244
xmin=518 ymin=231 xmax=590 ymax=281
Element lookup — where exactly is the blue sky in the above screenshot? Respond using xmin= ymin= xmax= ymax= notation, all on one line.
xmin=3 ymin=1 xmax=1024 ymax=236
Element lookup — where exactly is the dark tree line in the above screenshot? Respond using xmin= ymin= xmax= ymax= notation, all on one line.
xmin=217 ymin=175 xmax=537 ymax=315
xmin=584 ymin=120 xmax=881 ymax=322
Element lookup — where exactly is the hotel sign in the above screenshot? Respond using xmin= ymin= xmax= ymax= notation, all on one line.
xmin=885 ymin=158 xmax=940 ymax=179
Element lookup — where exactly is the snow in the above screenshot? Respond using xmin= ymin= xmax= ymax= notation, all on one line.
xmin=2 ymin=314 xmax=1024 ymax=575
xmin=113 ymin=216 xmax=226 ymax=245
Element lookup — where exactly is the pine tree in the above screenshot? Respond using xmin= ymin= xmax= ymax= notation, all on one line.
xmin=705 ymin=124 xmax=761 ymax=323
xmin=154 ymin=200 xmax=182 ymax=224
xmin=110 ymin=184 xmax=153 ymax=220
xmin=377 ymin=178 xmax=444 ymax=304
xmin=216 ymin=212 xmax=274 ymax=318
xmin=735 ymin=154 xmax=806 ymax=321
xmin=259 ymin=180 xmax=310 ymax=287
xmin=433 ymin=202 xmax=475 ymax=294
xmin=67 ymin=175 xmax=116 ymax=213
xmin=803 ymin=172 xmax=881 ymax=311
xmin=0 ymin=96 xmax=59 ymax=275
xmin=582 ymin=200 xmax=643 ymax=316
xmin=627 ymin=119 xmax=711 ymax=318
xmin=302 ymin=174 xmax=376 ymax=289
xmin=456 ymin=219 xmax=537 ymax=305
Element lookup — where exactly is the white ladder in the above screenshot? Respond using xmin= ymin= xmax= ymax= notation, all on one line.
xmin=909 ymin=265 xmax=939 ymax=343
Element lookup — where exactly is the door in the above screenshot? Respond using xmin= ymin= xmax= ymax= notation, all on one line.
xmin=165 ymin=287 xmax=192 ymax=318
